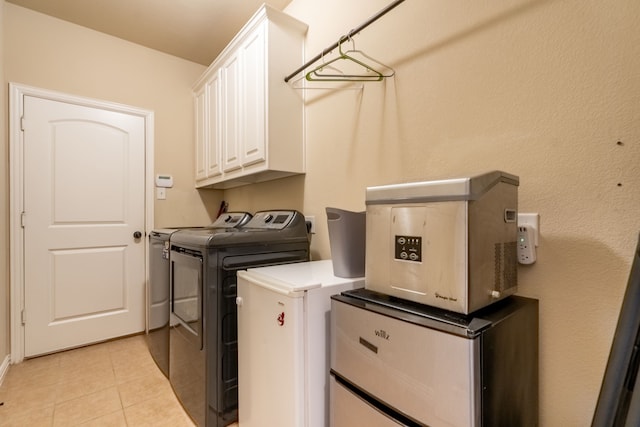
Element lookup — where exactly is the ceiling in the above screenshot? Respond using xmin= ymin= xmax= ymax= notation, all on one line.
xmin=6 ymin=0 xmax=293 ymax=65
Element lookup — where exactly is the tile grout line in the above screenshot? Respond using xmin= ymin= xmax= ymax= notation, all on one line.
xmin=112 ymin=349 xmax=130 ymax=427
xmin=0 ymin=336 xmax=196 ymax=426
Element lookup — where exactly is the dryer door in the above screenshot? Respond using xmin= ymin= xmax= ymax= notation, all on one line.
xmin=170 ymin=248 xmax=204 ymax=349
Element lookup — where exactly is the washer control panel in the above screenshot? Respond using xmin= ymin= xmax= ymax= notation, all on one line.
xmin=244 ymin=210 xmax=297 ymax=230
xmin=209 ymin=212 xmax=252 ymax=229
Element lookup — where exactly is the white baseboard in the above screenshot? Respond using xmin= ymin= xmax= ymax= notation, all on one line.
xmin=0 ymin=354 xmax=10 ymax=387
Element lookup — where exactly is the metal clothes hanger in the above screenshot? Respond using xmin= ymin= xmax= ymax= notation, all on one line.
xmin=307 ymin=48 xmax=350 ymax=80
xmin=284 ymin=0 xmax=406 ymax=84
xmin=305 ymin=36 xmax=394 ymax=82
xmin=287 ymin=48 xmax=364 ymax=90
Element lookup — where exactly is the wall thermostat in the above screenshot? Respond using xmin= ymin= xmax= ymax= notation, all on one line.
xmin=155 ymin=174 xmax=173 ymax=188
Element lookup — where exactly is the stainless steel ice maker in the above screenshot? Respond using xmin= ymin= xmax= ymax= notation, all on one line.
xmin=365 ymin=171 xmax=519 ymax=314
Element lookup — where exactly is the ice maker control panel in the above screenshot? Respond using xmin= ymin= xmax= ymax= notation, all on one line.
xmin=395 ymin=235 xmax=422 ymax=262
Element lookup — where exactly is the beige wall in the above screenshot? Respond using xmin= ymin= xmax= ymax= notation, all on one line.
xmin=0 ymin=0 xmax=9 ymax=367
xmin=1 ymin=2 xmax=223 ymax=367
xmin=3 ymin=2 xmax=221 ymax=228
xmin=227 ymin=0 xmax=640 ymax=425
xmin=2 ymin=0 xmax=639 ymax=425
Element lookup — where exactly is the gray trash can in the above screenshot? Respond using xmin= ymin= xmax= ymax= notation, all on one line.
xmin=326 ymin=207 xmax=366 ymax=278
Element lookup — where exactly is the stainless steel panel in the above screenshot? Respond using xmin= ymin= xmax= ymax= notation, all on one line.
xmin=330 ymin=376 xmax=404 ymax=427
xmin=366 ymin=201 xmax=468 ymax=312
xmin=365 ymin=173 xmax=518 ymax=314
xmin=366 ymin=171 xmax=519 ymax=204
xmin=467 ymin=180 xmax=518 ymax=312
xmin=148 ymin=233 xmax=171 ymax=378
xmin=331 ymin=298 xmax=480 ymax=427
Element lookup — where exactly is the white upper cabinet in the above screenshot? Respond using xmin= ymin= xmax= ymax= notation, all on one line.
xmin=241 ymin=23 xmax=267 ymax=168
xmin=195 ymin=71 xmax=223 ymax=181
xmin=207 ymin=71 xmax=222 ymax=178
xmin=194 ymin=85 xmax=208 ymax=182
xmin=222 ymin=52 xmax=242 ymax=173
xmin=193 ymin=5 xmax=307 ymax=189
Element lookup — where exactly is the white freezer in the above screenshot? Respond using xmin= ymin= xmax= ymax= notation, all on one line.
xmin=236 ymin=260 xmax=364 ymax=427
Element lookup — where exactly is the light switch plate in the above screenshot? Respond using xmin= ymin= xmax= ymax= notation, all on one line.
xmin=156 ymin=187 xmax=166 ymax=200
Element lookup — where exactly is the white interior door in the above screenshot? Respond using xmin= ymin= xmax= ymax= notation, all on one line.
xmin=22 ymin=95 xmax=147 ymax=357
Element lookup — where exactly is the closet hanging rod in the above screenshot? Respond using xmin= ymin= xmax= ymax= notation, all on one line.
xmin=283 ymin=0 xmax=406 ymax=83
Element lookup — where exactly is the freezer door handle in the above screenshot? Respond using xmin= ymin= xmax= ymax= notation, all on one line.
xmin=359 ymin=337 xmax=378 ymax=354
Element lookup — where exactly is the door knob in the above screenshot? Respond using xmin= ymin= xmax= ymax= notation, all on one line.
xmin=133 ymin=231 xmax=142 ymax=239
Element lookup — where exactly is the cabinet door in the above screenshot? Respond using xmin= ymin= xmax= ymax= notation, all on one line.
xmin=241 ymin=22 xmax=267 ymax=167
xmin=194 ymin=86 xmax=208 ymax=181
xmin=222 ymin=52 xmax=242 ymax=173
xmin=206 ymin=73 xmax=222 ymax=178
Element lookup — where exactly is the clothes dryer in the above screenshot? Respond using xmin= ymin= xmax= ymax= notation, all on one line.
xmin=169 ymin=210 xmax=310 ymax=427
xmin=147 ymin=212 xmax=251 ymax=378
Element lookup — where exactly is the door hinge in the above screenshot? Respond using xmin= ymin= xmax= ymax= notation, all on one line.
xmin=21 ymin=309 xmax=26 ymax=325
xmin=21 ymin=116 xmax=25 ymax=132
xmin=21 ymin=212 xmax=26 ymax=228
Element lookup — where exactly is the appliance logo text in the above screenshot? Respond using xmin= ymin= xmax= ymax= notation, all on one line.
xmin=375 ymin=329 xmax=390 ymax=340
xmin=435 ymin=292 xmax=458 ymax=302
xmin=277 ymin=312 xmax=285 ymax=326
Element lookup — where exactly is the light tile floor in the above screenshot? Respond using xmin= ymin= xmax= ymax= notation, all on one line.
xmin=0 ymin=335 xmax=238 ymax=427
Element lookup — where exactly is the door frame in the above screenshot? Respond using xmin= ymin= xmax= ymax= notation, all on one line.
xmin=9 ymin=83 xmax=155 ymax=363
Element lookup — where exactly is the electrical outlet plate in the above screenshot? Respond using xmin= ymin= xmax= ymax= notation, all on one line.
xmin=305 ymin=215 xmax=316 ymax=234
xmin=517 ymin=213 xmax=539 ymax=246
